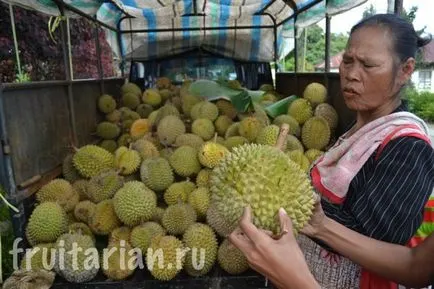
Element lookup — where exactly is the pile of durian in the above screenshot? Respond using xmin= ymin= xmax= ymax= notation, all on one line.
xmin=21 ymin=77 xmax=338 ymax=284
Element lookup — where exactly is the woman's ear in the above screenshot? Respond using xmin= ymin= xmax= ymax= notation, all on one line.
xmin=398 ymin=57 xmax=416 ymax=85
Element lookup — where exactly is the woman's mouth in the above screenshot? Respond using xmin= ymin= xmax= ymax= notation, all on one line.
xmin=343 ymin=87 xmax=359 ymax=97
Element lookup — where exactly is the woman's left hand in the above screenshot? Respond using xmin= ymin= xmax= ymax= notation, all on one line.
xmin=228 ymin=206 xmax=320 ymax=289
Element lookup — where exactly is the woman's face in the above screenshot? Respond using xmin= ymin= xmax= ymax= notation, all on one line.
xmin=339 ymin=26 xmax=401 ymax=112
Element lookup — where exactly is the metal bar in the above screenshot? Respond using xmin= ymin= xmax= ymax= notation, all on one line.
xmin=3 ymin=78 xmax=124 ymax=91
xmin=276 ymin=0 xmax=323 ymax=27
xmin=117 ymin=16 xmax=128 ymax=77
xmin=294 ymin=26 xmax=298 ymax=72
xmin=106 ymin=0 xmax=134 ymax=18
xmin=9 ymin=3 xmax=22 ymax=77
xmin=325 ymin=14 xmax=331 ymax=72
xmin=51 ymin=0 xmax=119 ymax=32
xmin=394 ymin=0 xmax=403 ymax=15
xmin=120 ymin=25 xmax=275 ymax=34
xmin=263 ymin=13 xmax=278 ymax=69
xmin=284 ymin=0 xmax=298 ymax=12
xmin=255 ymin=0 xmax=277 ymax=15
xmin=193 ymin=0 xmax=197 ymax=15
xmin=56 ymin=1 xmax=78 ymax=147
xmin=94 ymin=17 xmax=105 ymax=93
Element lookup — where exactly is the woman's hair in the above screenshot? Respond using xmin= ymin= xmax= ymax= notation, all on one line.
xmin=350 ymin=14 xmax=432 ymax=63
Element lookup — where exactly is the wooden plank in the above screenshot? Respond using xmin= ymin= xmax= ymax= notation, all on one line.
xmin=3 ymin=86 xmax=73 ymax=186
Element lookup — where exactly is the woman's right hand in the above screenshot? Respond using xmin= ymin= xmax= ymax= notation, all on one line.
xmin=301 ymin=194 xmax=327 ymax=238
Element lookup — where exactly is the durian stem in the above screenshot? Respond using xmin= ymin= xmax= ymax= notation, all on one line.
xmin=213 ymin=133 xmax=218 ymax=143
xmin=275 ymin=124 xmax=290 ymax=151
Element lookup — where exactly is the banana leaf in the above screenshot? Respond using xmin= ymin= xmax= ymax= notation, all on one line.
xmin=188 ymin=79 xmax=265 ymax=113
xmin=264 ymin=95 xmax=298 ymax=118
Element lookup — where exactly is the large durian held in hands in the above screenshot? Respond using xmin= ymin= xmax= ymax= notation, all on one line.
xmin=209 ymin=124 xmax=316 ymax=234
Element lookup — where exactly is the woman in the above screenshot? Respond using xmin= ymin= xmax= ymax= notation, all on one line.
xmin=229 ymin=13 xmax=434 ymax=289
xmin=229 ymin=204 xmax=434 ymax=289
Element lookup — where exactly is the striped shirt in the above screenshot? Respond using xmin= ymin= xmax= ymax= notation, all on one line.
xmin=321 ymin=103 xmax=434 ymax=246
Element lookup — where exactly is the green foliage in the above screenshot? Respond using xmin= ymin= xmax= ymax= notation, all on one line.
xmin=403 ymin=86 xmax=434 ymax=121
xmin=284 ymin=24 xmax=349 ymax=72
xmin=0 ymin=187 xmax=14 ymax=280
xmin=362 ymin=4 xmax=376 ymax=19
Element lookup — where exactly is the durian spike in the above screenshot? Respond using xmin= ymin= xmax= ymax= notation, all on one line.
xmin=274 ymin=123 xmax=290 ymax=152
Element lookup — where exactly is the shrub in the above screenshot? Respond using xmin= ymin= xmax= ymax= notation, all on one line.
xmin=402 ymin=86 xmax=434 ymax=122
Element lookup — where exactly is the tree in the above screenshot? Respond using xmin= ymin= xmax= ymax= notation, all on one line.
xmin=284 ymin=24 xmax=349 ymax=72
xmin=362 ymin=4 xmax=376 ymax=19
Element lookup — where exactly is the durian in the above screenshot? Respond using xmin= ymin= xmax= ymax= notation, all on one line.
xmin=273 ymin=115 xmax=301 ymax=136
xmin=169 ymin=146 xmax=201 ymax=177
xmin=102 ymin=240 xmax=137 ymax=280
xmin=132 ymin=139 xmax=159 ymax=160
xmin=206 ymin=205 xmax=236 ymax=237
xmin=287 ymin=150 xmax=311 ymax=173
xmin=88 ymin=200 xmax=121 ymax=235
xmin=130 ymin=222 xmax=165 ymax=253
xmin=214 ymin=115 xmax=233 ymax=137
xmin=106 ymin=109 xmax=122 ymax=123
xmin=224 ymin=122 xmax=240 ymax=138
xmin=157 ymin=115 xmax=186 ymax=145
xmin=286 ymin=135 xmax=305 ymax=153
xmin=174 ymin=134 xmax=204 ymax=150
xmin=154 ymin=103 xmax=180 ymax=126
xmin=161 ymin=203 xmax=197 ymax=235
xmin=164 ymin=181 xmax=196 ymax=206
xmin=256 ymin=125 xmax=280 ymax=146
xmin=301 ymin=116 xmax=331 ymax=150
xmin=191 ymin=118 xmax=215 ymax=141
xmin=62 ymin=154 xmax=80 ymax=183
xmin=218 ymin=239 xmax=249 ymax=275
xmin=238 ymin=117 xmax=263 ymax=142
xmin=305 ymin=149 xmax=324 ymax=164
xmin=215 ymin=99 xmax=237 ymax=120
xmin=129 ymin=119 xmax=151 ymax=140
xmin=209 ymin=143 xmax=315 ymax=234
xmin=122 ymin=92 xmax=140 ymax=109
xmin=288 ymin=98 xmax=313 ymax=125
xmin=146 ymin=235 xmax=185 ymax=281
xmin=113 ymin=181 xmax=157 ymax=226
xmin=114 ymin=146 xmax=141 ymax=175
xmin=191 ymin=102 xmax=219 ymax=121
xmin=87 ymin=170 xmax=124 ymax=203
xmin=98 ymin=94 xmax=117 ymax=114
xmin=224 ymin=136 xmax=248 ymax=151
xmin=121 ymin=82 xmax=141 ymax=97
xmin=72 ymin=179 xmax=89 ymax=201
xmin=182 ymin=223 xmax=217 ymax=277
xmin=196 ymin=169 xmax=211 ymax=187
xmin=136 ymin=104 xmax=154 ymax=118
xmin=99 ymin=140 xmax=118 ymax=153
xmin=198 ymin=141 xmax=229 ymax=169
xmin=72 ymin=145 xmax=115 ymax=178
xmin=314 ymin=103 xmax=338 ymax=131
xmin=109 ymin=226 xmax=131 ymax=244
xmin=26 ymin=202 xmax=68 ymax=246
xmin=36 ymin=179 xmax=78 ymax=212
xmin=140 ymin=157 xmax=174 ymax=191
xmin=303 ymin=82 xmax=327 ymax=108
xmin=142 ymin=88 xmax=162 ymax=107
xmin=74 ymin=201 xmax=96 ymax=224
xmin=96 ymin=122 xmax=121 ymax=140
xmin=68 ymin=222 xmax=95 ymax=244
xmin=188 ymin=187 xmax=210 ymax=218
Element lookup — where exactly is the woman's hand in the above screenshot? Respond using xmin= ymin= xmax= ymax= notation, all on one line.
xmin=228 ymin=206 xmax=320 ymax=289
xmin=301 ymin=194 xmax=327 ymax=238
